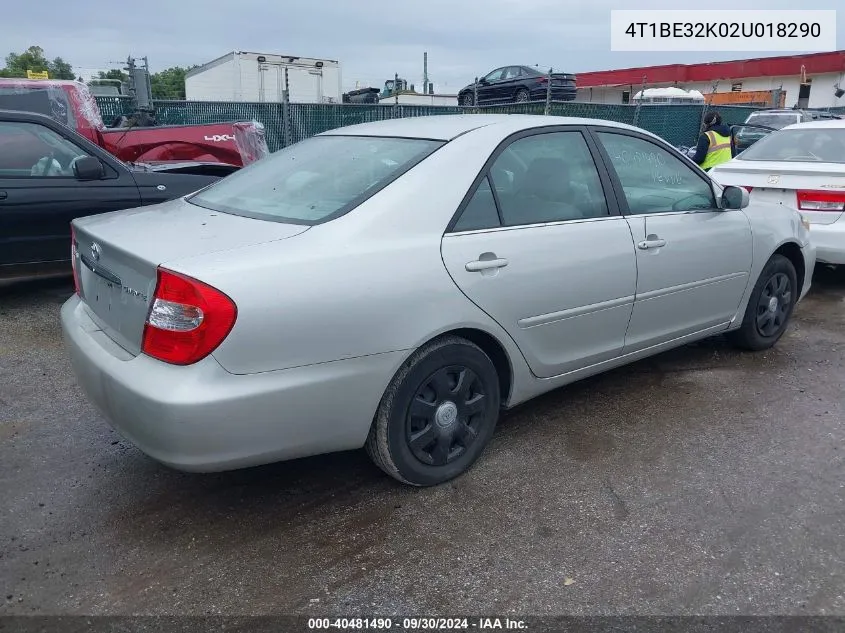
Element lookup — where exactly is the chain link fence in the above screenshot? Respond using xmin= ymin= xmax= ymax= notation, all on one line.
xmin=94 ymin=96 xmax=845 ymax=153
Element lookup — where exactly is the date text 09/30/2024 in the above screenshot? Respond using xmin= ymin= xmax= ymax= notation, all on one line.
xmin=307 ymin=617 xmax=529 ymax=630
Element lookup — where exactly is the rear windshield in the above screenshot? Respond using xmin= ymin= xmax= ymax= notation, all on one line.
xmin=744 ymin=113 xmax=800 ymax=129
xmin=188 ymin=135 xmax=443 ymax=224
xmin=737 ymin=127 xmax=845 ymax=163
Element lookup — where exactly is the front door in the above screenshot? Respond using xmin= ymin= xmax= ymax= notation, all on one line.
xmin=0 ymin=119 xmax=140 ymax=272
xmin=441 ymin=128 xmax=638 ymax=378
xmin=592 ymin=129 xmax=753 ymax=352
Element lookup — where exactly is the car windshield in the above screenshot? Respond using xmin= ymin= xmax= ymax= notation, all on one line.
xmin=188 ymin=135 xmax=443 ymax=224
xmin=737 ymin=128 xmax=845 ymax=163
xmin=744 ymin=113 xmax=801 ymax=129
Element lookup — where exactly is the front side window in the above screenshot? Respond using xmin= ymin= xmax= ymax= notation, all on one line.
xmin=737 ymin=128 xmax=845 ymax=164
xmin=483 ymin=69 xmax=505 ymax=82
xmin=487 ymin=131 xmax=609 ymax=226
xmin=189 ymin=135 xmax=443 ymax=224
xmin=596 ymin=132 xmax=716 ymax=214
xmin=0 ymin=121 xmax=90 ymax=178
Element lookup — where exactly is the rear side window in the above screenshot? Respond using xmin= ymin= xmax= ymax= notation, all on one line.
xmin=453 ymin=176 xmax=500 ymax=231
xmin=490 ymin=131 xmax=609 ymax=226
xmin=188 ymin=135 xmax=443 ymax=224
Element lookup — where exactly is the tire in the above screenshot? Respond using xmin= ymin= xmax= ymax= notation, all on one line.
xmin=460 ymin=93 xmax=475 ymax=106
xmin=365 ymin=336 xmax=501 ymax=486
xmin=728 ymin=254 xmax=798 ymax=351
xmin=514 ymin=88 xmax=530 ymax=103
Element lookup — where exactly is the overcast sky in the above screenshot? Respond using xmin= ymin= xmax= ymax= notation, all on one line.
xmin=6 ymin=0 xmax=845 ymax=91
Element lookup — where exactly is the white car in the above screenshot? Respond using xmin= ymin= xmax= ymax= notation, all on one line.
xmin=711 ymin=119 xmax=845 ymax=266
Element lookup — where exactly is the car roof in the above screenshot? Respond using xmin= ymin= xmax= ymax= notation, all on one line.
xmin=319 ymin=114 xmax=647 ymax=141
xmin=0 ymin=108 xmax=59 ymax=124
xmin=781 ymin=119 xmax=845 ymax=131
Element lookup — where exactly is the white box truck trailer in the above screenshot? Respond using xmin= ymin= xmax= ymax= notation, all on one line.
xmin=185 ymin=51 xmax=342 ymax=103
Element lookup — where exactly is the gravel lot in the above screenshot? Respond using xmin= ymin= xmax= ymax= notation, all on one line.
xmin=1 ymin=269 xmax=843 ymax=616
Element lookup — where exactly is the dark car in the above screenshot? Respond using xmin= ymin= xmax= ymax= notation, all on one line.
xmin=0 ymin=109 xmax=238 ymax=281
xmin=458 ymin=66 xmax=576 ymax=106
xmin=733 ymin=109 xmax=815 ymax=153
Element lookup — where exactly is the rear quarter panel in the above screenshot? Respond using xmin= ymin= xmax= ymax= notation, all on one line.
xmin=160 ymin=125 xmax=537 ymax=403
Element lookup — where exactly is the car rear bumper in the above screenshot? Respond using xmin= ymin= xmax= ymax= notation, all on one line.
xmin=61 ymin=295 xmax=405 ymax=472
xmin=530 ymin=87 xmax=576 ymax=101
xmin=809 ymin=221 xmax=845 ymax=265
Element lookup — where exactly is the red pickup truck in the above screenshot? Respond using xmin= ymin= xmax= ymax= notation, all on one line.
xmin=0 ymin=78 xmax=269 ymax=167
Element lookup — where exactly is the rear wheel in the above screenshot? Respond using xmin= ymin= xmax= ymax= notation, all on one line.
xmin=514 ymin=88 xmax=530 ymax=103
xmin=366 ymin=336 xmax=501 ymax=486
xmin=728 ymin=254 xmax=797 ymax=351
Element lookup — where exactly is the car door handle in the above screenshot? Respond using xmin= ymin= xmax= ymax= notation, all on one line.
xmin=637 ymin=238 xmax=666 ymax=250
xmin=466 ymin=258 xmax=509 ymax=272
xmin=0 ymin=191 xmax=7 ymax=201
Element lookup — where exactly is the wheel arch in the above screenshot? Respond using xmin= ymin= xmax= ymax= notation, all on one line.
xmin=385 ymin=327 xmax=515 ymax=409
xmin=772 ymin=240 xmax=805 ymax=295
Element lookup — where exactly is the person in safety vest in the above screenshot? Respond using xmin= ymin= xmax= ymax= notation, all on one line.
xmin=692 ymin=111 xmax=732 ymax=171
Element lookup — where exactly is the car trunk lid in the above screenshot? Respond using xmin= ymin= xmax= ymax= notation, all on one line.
xmin=72 ymin=198 xmax=309 ymax=355
xmin=711 ymin=160 xmax=845 ymax=225
xmin=550 ymin=73 xmax=576 ymax=87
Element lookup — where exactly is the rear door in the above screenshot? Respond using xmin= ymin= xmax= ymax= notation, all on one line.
xmin=591 ymin=127 xmax=753 ymax=352
xmin=441 ymin=127 xmax=638 ymax=378
xmin=0 ymin=117 xmax=140 ymax=271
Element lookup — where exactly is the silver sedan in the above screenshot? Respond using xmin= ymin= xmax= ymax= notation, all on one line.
xmin=61 ymin=115 xmax=816 ymax=486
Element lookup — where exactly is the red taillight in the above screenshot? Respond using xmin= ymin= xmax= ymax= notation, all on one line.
xmin=796 ymin=190 xmax=845 ymax=212
xmin=141 ymin=268 xmax=237 ymax=366
xmin=70 ymin=226 xmax=81 ymax=295
xmin=537 ymin=76 xmax=548 ymax=84
xmin=743 ymin=186 xmax=754 ymax=192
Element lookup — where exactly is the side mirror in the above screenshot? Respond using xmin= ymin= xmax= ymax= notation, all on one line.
xmin=722 ymin=185 xmax=749 ymax=210
xmin=72 ymin=155 xmax=105 ymax=181
xmin=478 ymin=78 xmax=488 ymax=85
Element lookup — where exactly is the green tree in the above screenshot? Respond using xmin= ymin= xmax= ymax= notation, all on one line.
xmin=98 ymin=69 xmax=129 ymax=82
xmin=150 ymin=65 xmax=197 ymax=100
xmin=0 ymin=46 xmax=75 ymax=79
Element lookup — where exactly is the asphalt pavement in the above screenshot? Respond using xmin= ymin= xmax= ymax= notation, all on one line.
xmin=1 ymin=269 xmax=843 ymax=616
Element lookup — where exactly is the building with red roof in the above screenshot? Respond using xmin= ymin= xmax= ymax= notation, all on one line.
xmin=576 ymin=50 xmax=845 ymax=108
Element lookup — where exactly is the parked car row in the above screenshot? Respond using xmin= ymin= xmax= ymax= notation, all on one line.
xmin=59 ymin=113 xmax=816 ymax=487
xmin=0 ymin=109 xmax=235 ymax=281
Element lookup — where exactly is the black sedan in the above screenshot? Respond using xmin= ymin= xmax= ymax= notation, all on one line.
xmin=0 ymin=109 xmax=237 ymax=281
xmin=458 ymin=66 xmax=576 ymax=106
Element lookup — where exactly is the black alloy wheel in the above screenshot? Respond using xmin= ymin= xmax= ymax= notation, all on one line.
xmin=406 ymin=365 xmax=487 ymax=467
xmin=366 ymin=336 xmax=501 ymax=486
xmin=755 ymin=272 xmax=792 ymax=337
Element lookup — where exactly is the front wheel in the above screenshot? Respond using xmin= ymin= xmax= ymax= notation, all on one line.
xmin=728 ymin=254 xmax=798 ymax=351
xmin=460 ymin=93 xmax=475 ymax=106
xmin=366 ymin=336 xmax=501 ymax=486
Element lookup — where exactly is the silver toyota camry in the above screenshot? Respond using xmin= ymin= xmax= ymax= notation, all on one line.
xmin=61 ymin=114 xmax=816 ymax=486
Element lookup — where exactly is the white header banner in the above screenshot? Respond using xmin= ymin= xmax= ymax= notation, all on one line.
xmin=610 ymin=10 xmax=837 ymax=52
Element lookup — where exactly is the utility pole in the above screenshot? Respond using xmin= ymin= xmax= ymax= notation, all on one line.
xmin=423 ymin=52 xmax=428 ymax=96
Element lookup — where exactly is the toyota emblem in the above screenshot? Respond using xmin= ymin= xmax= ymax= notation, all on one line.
xmin=90 ymin=242 xmax=101 ymax=262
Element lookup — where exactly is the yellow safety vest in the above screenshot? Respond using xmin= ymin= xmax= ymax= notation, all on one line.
xmin=701 ymin=130 xmax=732 ymax=170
